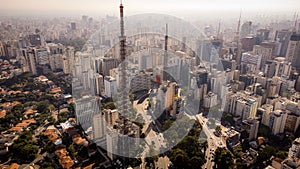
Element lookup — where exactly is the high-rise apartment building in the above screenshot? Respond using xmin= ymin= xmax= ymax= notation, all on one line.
xmin=285 ymin=112 xmax=300 ymax=133
xmin=241 ymin=52 xmax=262 ymax=74
xmin=225 ymin=92 xmax=258 ymax=121
xmin=286 ymin=34 xmax=300 ymax=69
xmin=28 ymin=34 xmax=42 ymax=46
xmin=240 ymin=21 xmax=252 ymax=38
xmin=253 ymin=44 xmax=273 ymax=69
xmin=75 ymin=96 xmax=101 ymax=131
xmin=20 ymin=48 xmax=37 ymax=75
xmin=256 ymin=29 xmax=270 ymax=44
xmin=93 ymin=113 xmax=107 ymax=147
xmin=268 ymin=110 xmax=287 ymax=135
xmin=242 ymin=118 xmax=259 ymax=141
xmin=62 ymin=46 xmax=75 ymax=75
xmin=273 ymin=57 xmax=292 ymax=78
xmin=95 ymin=73 xmax=104 ymax=96
xmin=241 ymin=36 xmax=256 ymax=51
xmin=104 ymin=76 xmax=117 ymax=97
xmin=288 ymin=138 xmax=300 ymax=158
xmin=261 ymin=104 xmax=274 ymax=126
xmin=34 ymin=47 xmax=48 ymax=65
xmin=274 ymin=29 xmax=293 ymax=56
xmin=95 ymin=57 xmax=120 ymax=76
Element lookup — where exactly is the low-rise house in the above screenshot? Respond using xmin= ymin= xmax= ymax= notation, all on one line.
xmin=281 ymin=157 xmax=300 ymax=169
xmin=73 ymin=135 xmax=88 ymax=146
xmin=50 ymin=87 xmax=62 ymax=94
xmin=55 ymin=148 xmax=75 ymax=169
xmin=9 ymin=127 xmax=23 ymax=133
xmin=5 ymin=163 xmax=20 ymax=169
xmin=0 ymin=101 xmax=21 ymax=110
xmin=23 ymin=109 xmax=38 ymax=116
xmin=0 ymin=110 xmax=6 ymax=118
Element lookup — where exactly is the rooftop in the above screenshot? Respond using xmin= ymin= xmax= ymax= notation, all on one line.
xmin=6 ymin=163 xmax=20 ymax=169
xmin=44 ymin=128 xmax=60 ymax=143
xmin=0 ymin=110 xmax=6 ymax=118
xmin=55 ymin=148 xmax=75 ymax=169
xmin=9 ymin=127 xmax=23 ymax=132
xmin=72 ymin=135 xmax=88 ymax=146
xmin=23 ymin=109 xmax=38 ymax=115
xmin=50 ymin=87 xmax=62 ymax=94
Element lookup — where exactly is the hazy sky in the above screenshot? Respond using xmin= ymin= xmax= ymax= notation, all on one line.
xmin=0 ymin=0 xmax=299 ymax=18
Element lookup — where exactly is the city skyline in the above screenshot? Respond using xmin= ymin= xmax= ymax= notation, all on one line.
xmin=0 ymin=0 xmax=299 ymax=19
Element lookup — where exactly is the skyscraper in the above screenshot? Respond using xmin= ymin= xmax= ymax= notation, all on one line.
xmin=268 ymin=110 xmax=287 ymax=135
xmin=241 ymin=36 xmax=256 ymax=51
xmin=71 ymin=22 xmax=76 ymax=30
xmin=28 ymin=34 xmax=42 ymax=46
xmin=242 ymin=118 xmax=259 ymax=141
xmin=104 ymin=76 xmax=117 ymax=97
xmin=253 ymin=44 xmax=273 ymax=69
xmin=286 ymin=34 xmax=300 ymax=69
xmin=75 ymin=96 xmax=101 ymax=131
xmin=21 ymin=48 xmax=37 ymax=75
xmin=256 ymin=29 xmax=270 ymax=44
xmin=240 ymin=21 xmax=252 ymax=38
xmin=34 ymin=47 xmax=48 ymax=65
xmin=93 ymin=113 xmax=107 ymax=147
xmin=275 ymin=29 xmax=293 ymax=56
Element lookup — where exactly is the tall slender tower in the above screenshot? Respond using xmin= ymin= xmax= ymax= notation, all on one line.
xmin=217 ymin=20 xmax=221 ymax=39
xmin=293 ymin=12 xmax=298 ymax=33
xmin=235 ymin=11 xmax=242 ymax=70
xmin=120 ymin=2 xmax=126 ymax=61
xmin=163 ymin=24 xmax=168 ymax=81
xmin=118 ymin=1 xmax=128 ymax=113
xmin=118 ymin=0 xmax=129 ymax=127
xmin=118 ymin=1 xmax=133 ymax=162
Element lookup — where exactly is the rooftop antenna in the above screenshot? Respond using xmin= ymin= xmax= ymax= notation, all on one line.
xmin=293 ymin=12 xmax=298 ymax=32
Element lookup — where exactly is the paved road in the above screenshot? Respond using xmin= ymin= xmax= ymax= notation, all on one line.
xmin=195 ymin=114 xmax=227 ymax=169
xmin=155 ymin=156 xmax=170 ymax=169
xmin=134 ymin=99 xmax=166 ymax=169
xmin=185 ymin=106 xmax=226 ymax=169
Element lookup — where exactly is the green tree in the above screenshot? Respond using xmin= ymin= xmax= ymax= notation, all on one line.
xmin=40 ymin=161 xmax=55 ymax=169
xmin=36 ymin=100 xmax=51 ymax=113
xmin=77 ymin=145 xmax=88 ymax=159
xmin=215 ymin=125 xmax=222 ymax=136
xmin=129 ymin=93 xmax=136 ymax=103
xmin=170 ymin=149 xmax=188 ymax=169
xmin=128 ymin=158 xmax=142 ymax=167
xmin=214 ymin=148 xmax=234 ymax=169
xmin=68 ymin=102 xmax=75 ymax=114
xmin=162 ymin=119 xmax=175 ymax=131
xmin=190 ymin=156 xmax=205 ymax=169
xmin=276 ymin=151 xmax=287 ymax=159
xmin=256 ymin=146 xmax=277 ymax=166
xmin=101 ymin=102 xmax=116 ymax=110
xmin=44 ymin=140 xmax=55 ymax=153
xmin=67 ymin=144 xmax=77 ymax=158
xmin=258 ymin=124 xmax=271 ymax=138
xmin=10 ymin=131 xmax=39 ymax=163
